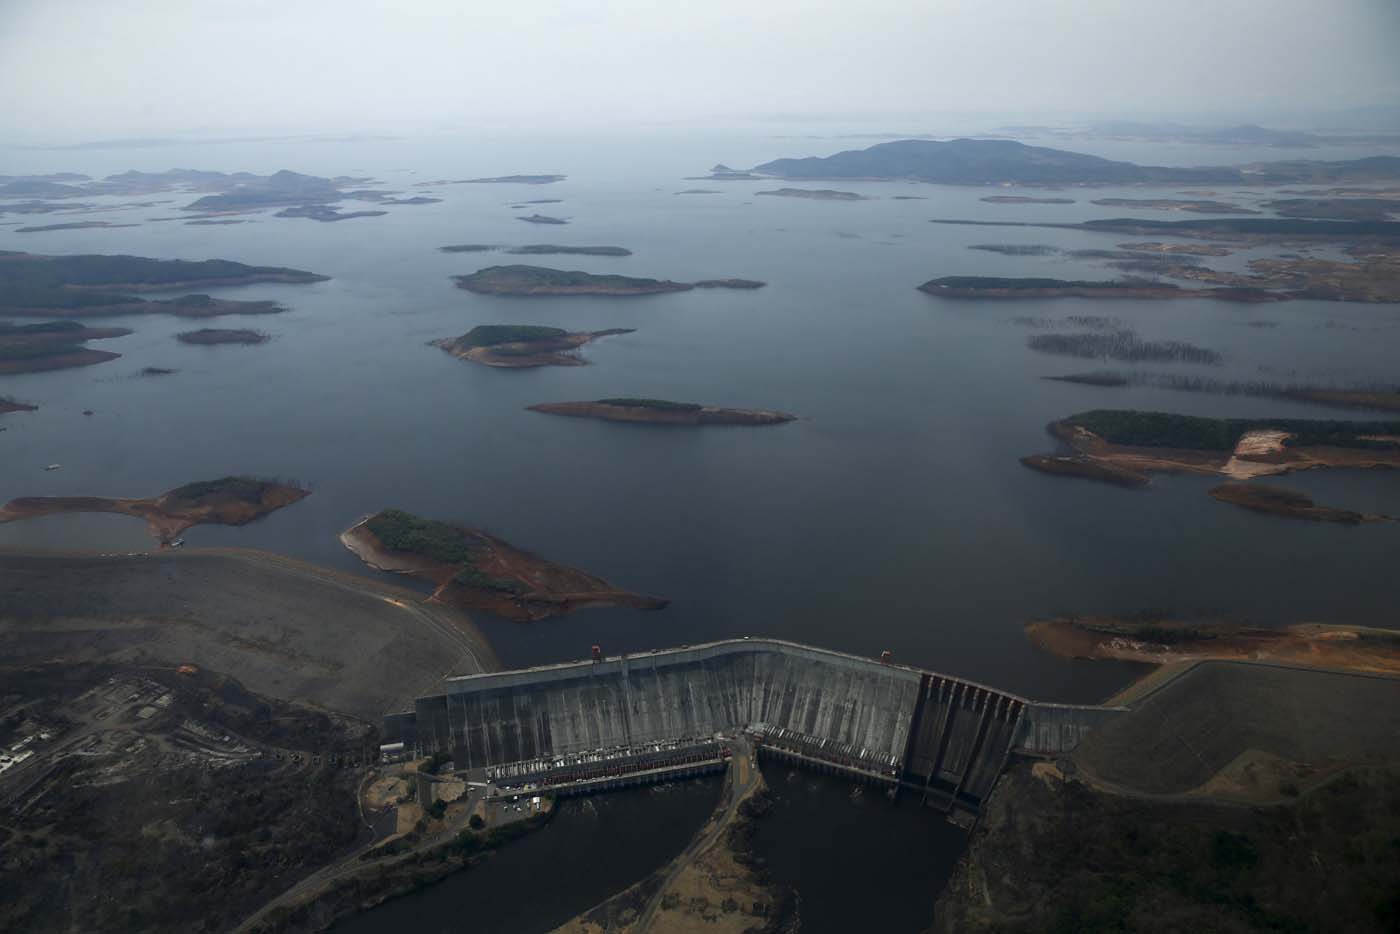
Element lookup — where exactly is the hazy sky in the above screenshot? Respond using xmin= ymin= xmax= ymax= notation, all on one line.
xmin=3 ymin=0 xmax=1398 ymax=140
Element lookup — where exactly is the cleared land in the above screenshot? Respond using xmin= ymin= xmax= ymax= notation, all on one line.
xmin=931 ymin=661 xmax=1400 ymax=933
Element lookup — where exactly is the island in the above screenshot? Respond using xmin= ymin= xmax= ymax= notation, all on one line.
xmin=917 ymin=275 xmax=1283 ymax=303
xmin=0 ymin=476 xmax=309 ymax=545
xmin=693 ymin=278 xmax=766 ymax=289
xmin=464 ymin=175 xmax=565 ymax=185
xmin=17 ymin=221 xmax=140 ymax=233
xmin=431 ymin=324 xmax=633 ymax=367
xmin=380 ymin=196 xmax=442 ymax=205
xmin=502 ymin=244 xmax=631 ymax=256
xmin=1089 ymin=197 xmax=1256 ymax=214
xmin=516 ymin=213 xmax=567 ymax=225
xmin=0 ymin=396 xmax=37 ymax=415
xmin=1025 ymin=616 xmax=1400 ymax=675
xmin=756 ymin=188 xmax=869 ymax=201
xmin=731 ymin=137 xmax=1400 ymax=185
xmin=340 ymin=509 xmax=667 ymax=621
xmin=453 ymin=265 xmax=692 ymax=296
xmin=439 ymin=244 xmax=500 ymax=253
xmin=0 ymin=320 xmax=129 ymax=373
xmin=527 ymin=398 xmax=796 ymax=426
xmin=1261 ymin=197 xmax=1398 ymax=222
xmin=179 ymin=169 xmax=377 ymax=212
xmin=1021 ymin=409 xmax=1400 ymax=492
xmin=980 ymin=195 xmax=1074 ymax=204
xmin=176 ymin=328 xmax=269 ymax=345
xmin=1116 ymin=241 xmax=1233 ymax=256
xmin=0 ymin=251 xmax=324 ymax=318
xmin=273 ymin=205 xmax=386 ymax=222
xmin=1208 ymin=482 xmax=1389 ymax=523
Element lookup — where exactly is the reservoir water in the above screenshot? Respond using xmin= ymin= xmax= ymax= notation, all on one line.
xmin=3 ymin=128 xmax=1398 ymax=929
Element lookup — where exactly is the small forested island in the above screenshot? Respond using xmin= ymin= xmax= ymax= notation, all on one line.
xmin=979 ymin=195 xmax=1075 ymax=204
xmin=1208 ymin=482 xmax=1389 ymax=523
xmin=917 ymin=275 xmax=1283 ymax=303
xmin=0 ymin=251 xmax=323 ymax=317
xmin=380 ymin=196 xmax=441 ymax=205
xmin=464 ymin=174 xmax=565 ymax=185
xmin=756 ymin=188 xmax=869 ymax=201
xmin=1021 ymin=409 xmax=1400 ymax=493
xmin=1089 ymin=197 xmax=1256 ymax=214
xmin=273 ymin=205 xmax=386 ymax=222
xmin=176 ymin=328 xmax=269 ymax=346
xmin=527 ymin=398 xmax=797 ymax=426
xmin=516 ymin=213 xmax=568 ymax=225
xmin=0 ymin=476 xmax=308 ymax=545
xmin=431 ymin=324 xmax=633 ymax=367
xmin=454 ymin=265 xmax=692 ymax=296
xmin=17 ymin=221 xmax=140 ymax=233
xmin=0 ymin=396 xmax=37 ymax=415
xmin=340 ymin=509 xmax=667 ymax=621
xmin=178 ymin=169 xmax=375 ymax=212
xmin=502 ymin=244 xmax=631 ymax=256
xmin=693 ymin=278 xmax=766 ymax=289
xmin=0 ymin=320 xmax=129 ymax=373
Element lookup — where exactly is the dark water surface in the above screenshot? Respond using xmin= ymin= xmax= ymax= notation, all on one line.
xmin=3 ymin=130 xmax=1399 ymax=931
xmin=330 ymin=779 xmax=722 ymax=934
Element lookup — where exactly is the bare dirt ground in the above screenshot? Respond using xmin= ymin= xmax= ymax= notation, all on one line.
xmin=1027 ymin=617 xmax=1400 ymax=677
xmin=931 ymin=661 xmax=1400 ymax=933
xmin=0 ymin=548 xmax=499 ymax=720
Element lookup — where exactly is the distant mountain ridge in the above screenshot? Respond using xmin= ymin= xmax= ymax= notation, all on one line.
xmin=744 ymin=138 xmax=1400 ymax=185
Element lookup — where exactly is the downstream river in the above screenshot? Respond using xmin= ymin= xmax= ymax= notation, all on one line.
xmin=3 ymin=128 xmax=1398 ymax=930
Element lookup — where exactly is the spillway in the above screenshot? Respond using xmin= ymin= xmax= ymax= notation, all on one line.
xmin=388 ymin=638 xmax=1120 ymax=814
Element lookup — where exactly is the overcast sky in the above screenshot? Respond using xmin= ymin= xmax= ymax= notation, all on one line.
xmin=3 ymin=0 xmax=1398 ymax=140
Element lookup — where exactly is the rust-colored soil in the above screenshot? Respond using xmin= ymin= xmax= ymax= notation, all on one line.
xmin=1027 ymin=616 xmax=1400 ymax=676
xmin=340 ymin=519 xmax=669 ymax=622
xmin=0 ymin=482 xmax=308 ymax=545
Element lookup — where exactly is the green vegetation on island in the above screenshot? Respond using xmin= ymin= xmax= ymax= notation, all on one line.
xmin=1064 ymin=410 xmax=1400 ymax=451
xmin=597 ymin=398 xmax=703 ymax=411
xmin=742 ymin=138 xmax=1400 ymax=186
xmin=453 ymin=265 xmax=692 ymax=296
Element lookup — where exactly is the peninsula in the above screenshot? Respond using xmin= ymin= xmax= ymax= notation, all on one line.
xmin=453 ymin=265 xmax=692 ymax=296
xmin=1021 ymin=409 xmax=1400 ymax=492
xmin=527 ymin=398 xmax=797 ymax=426
xmin=0 ymin=320 xmax=130 ymax=373
xmin=1089 ymin=197 xmax=1255 ymax=214
xmin=0 ymin=251 xmax=323 ymax=317
xmin=340 ymin=509 xmax=667 ymax=621
xmin=1208 ymin=482 xmax=1390 ymax=523
xmin=1025 ymin=616 xmax=1400 ymax=675
xmin=0 ymin=476 xmax=309 ymax=545
xmin=431 ymin=324 xmax=633 ymax=367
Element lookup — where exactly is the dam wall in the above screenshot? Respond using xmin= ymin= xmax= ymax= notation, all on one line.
xmin=397 ymin=638 xmax=1119 ymax=813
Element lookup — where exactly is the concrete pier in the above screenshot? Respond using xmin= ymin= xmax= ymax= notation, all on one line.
xmin=389 ymin=638 xmax=1121 ymax=814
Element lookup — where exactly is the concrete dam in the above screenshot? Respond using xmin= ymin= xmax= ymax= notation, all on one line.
xmin=388 ymin=638 xmax=1119 ymax=814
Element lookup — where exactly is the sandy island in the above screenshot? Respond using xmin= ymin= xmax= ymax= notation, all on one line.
xmin=527 ymin=398 xmax=797 ymax=426
xmin=1026 ymin=616 xmax=1400 ymax=676
xmin=0 ymin=476 xmax=308 ymax=545
xmin=341 ymin=510 xmax=668 ymax=622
